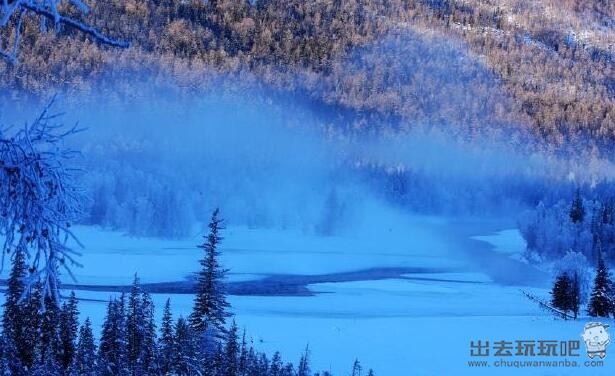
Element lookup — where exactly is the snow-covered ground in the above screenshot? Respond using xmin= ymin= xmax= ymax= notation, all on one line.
xmin=2 ymin=211 xmax=613 ymax=375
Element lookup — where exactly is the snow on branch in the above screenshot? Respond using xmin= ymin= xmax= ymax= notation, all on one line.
xmin=0 ymin=0 xmax=129 ymax=64
xmin=0 ymin=99 xmax=84 ymax=301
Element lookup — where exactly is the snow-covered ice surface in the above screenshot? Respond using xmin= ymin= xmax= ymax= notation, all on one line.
xmin=2 ymin=213 xmax=613 ymax=375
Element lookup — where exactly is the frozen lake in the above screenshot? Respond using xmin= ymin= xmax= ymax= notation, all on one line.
xmin=1 ymin=211 xmax=613 ymax=375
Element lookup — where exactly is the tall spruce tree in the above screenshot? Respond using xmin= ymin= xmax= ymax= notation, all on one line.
xmin=238 ymin=330 xmax=248 ymax=376
xmin=551 ymin=272 xmax=577 ymax=317
xmin=224 ymin=321 xmax=239 ymax=376
xmin=297 ymin=345 xmax=311 ymax=376
xmin=98 ymin=297 xmax=129 ymax=375
xmin=139 ymin=291 xmax=158 ymax=374
xmin=588 ymin=253 xmax=613 ymax=317
xmin=351 ymin=359 xmax=362 ymax=376
xmin=159 ymin=299 xmax=175 ymax=375
xmin=173 ymin=317 xmax=199 ymax=376
xmin=126 ymin=275 xmax=144 ymax=373
xmin=270 ymin=351 xmax=283 ymax=376
xmin=38 ymin=287 xmax=62 ymax=367
xmin=570 ymin=189 xmax=585 ymax=223
xmin=0 ymin=332 xmax=23 ymax=375
xmin=189 ymin=208 xmax=230 ymax=335
xmin=59 ymin=292 xmax=80 ymax=370
xmin=70 ymin=318 xmax=98 ymax=376
xmin=1 ymin=250 xmax=31 ymax=368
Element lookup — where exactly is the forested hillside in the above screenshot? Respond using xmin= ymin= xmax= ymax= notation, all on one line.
xmin=1 ymin=0 xmax=613 ymax=150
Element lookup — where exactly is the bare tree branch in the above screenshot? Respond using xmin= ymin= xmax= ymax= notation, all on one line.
xmin=1 ymin=0 xmax=129 ymax=64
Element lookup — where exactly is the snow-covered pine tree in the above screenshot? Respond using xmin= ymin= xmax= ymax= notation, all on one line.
xmin=238 ymin=330 xmax=248 ymax=376
xmin=551 ymin=273 xmax=572 ymax=314
xmin=570 ymin=272 xmax=581 ymax=319
xmin=270 ymin=351 xmax=283 ymax=376
xmin=69 ymin=318 xmax=97 ymax=376
xmin=351 ymin=359 xmax=362 ymax=376
xmin=126 ymin=275 xmax=144 ymax=372
xmin=98 ymin=297 xmax=129 ymax=376
xmin=139 ymin=291 xmax=158 ymax=374
xmin=367 ymin=369 xmax=376 ymax=376
xmin=0 ymin=333 xmax=23 ymax=375
xmin=570 ymin=189 xmax=585 ymax=223
xmin=59 ymin=291 xmax=79 ymax=370
xmin=31 ymin=343 xmax=62 ymax=376
xmin=159 ymin=299 xmax=175 ymax=375
xmin=223 ymin=320 xmax=239 ymax=376
xmin=588 ymin=253 xmax=613 ymax=317
xmin=257 ymin=353 xmax=270 ymax=375
xmin=37 ymin=287 xmax=62 ymax=367
xmin=211 ymin=343 xmax=225 ymax=376
xmin=173 ymin=317 xmax=199 ymax=376
xmin=281 ymin=362 xmax=295 ymax=376
xmin=1 ymin=249 xmax=32 ymax=368
xmin=189 ymin=208 xmax=231 ymax=335
xmin=297 ymin=345 xmax=311 ymax=376
xmin=22 ymin=280 xmax=43 ymax=369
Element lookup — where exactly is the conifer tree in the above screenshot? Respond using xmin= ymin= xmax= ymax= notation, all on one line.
xmin=270 ymin=351 xmax=283 ymax=376
xmin=551 ymin=273 xmax=572 ymax=312
xmin=1 ymin=250 xmax=31 ymax=368
xmin=38 ymin=288 xmax=61 ymax=367
xmin=297 ymin=345 xmax=311 ymax=376
xmin=570 ymin=189 xmax=585 ymax=223
xmin=159 ymin=299 xmax=175 ymax=375
xmin=127 ymin=275 xmax=144 ymax=372
xmin=31 ymin=344 xmax=62 ymax=376
xmin=190 ymin=208 xmax=230 ymax=336
xmin=351 ymin=359 xmax=362 ymax=376
xmin=173 ymin=317 xmax=199 ymax=375
xmin=59 ymin=292 xmax=80 ymax=370
xmin=98 ymin=297 xmax=129 ymax=375
xmin=224 ymin=320 xmax=239 ymax=376
xmin=139 ymin=291 xmax=158 ymax=374
xmin=238 ymin=330 xmax=248 ymax=376
xmin=0 ymin=333 xmax=23 ymax=375
xmin=70 ymin=318 xmax=98 ymax=376
xmin=21 ymin=281 xmax=42 ymax=369
xmin=588 ymin=254 xmax=613 ymax=317
xmin=569 ymin=272 xmax=581 ymax=319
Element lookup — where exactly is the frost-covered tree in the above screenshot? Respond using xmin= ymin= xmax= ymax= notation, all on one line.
xmin=158 ymin=299 xmax=174 ymax=375
xmin=0 ymin=333 xmax=23 ymax=375
xmin=570 ymin=189 xmax=585 ymax=224
xmin=588 ymin=254 xmax=613 ymax=318
xmin=0 ymin=103 xmax=84 ymax=301
xmin=553 ymin=250 xmax=591 ymax=304
xmin=189 ymin=208 xmax=230 ymax=335
xmin=69 ymin=318 xmax=97 ymax=376
xmin=297 ymin=345 xmax=311 ymax=376
xmin=269 ymin=351 xmax=283 ymax=376
xmin=31 ymin=343 xmax=62 ymax=376
xmin=138 ymin=291 xmax=158 ymax=374
xmin=37 ymin=287 xmax=62 ymax=367
xmin=59 ymin=291 xmax=79 ymax=370
xmin=98 ymin=297 xmax=128 ymax=375
xmin=223 ymin=320 xmax=239 ymax=376
xmin=550 ymin=272 xmax=581 ymax=319
xmin=0 ymin=0 xmax=128 ymax=63
xmin=350 ymin=359 xmax=363 ymax=376
xmin=1 ymin=249 xmax=33 ymax=369
xmin=173 ymin=317 xmax=199 ymax=376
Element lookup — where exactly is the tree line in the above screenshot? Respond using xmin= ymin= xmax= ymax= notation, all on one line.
xmin=0 ymin=209 xmax=373 ymax=375
xmin=1 ymin=0 xmax=613 ymax=153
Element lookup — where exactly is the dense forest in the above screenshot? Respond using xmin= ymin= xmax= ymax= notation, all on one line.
xmin=1 ymin=0 xmax=614 ymax=151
